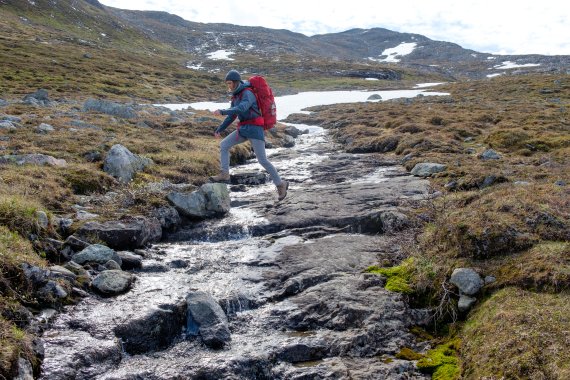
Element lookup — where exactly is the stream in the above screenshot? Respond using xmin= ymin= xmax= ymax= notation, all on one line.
xmin=39 ymin=91 xmax=439 ymax=379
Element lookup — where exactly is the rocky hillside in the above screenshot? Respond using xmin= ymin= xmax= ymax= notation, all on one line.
xmin=108 ymin=6 xmax=570 ymax=80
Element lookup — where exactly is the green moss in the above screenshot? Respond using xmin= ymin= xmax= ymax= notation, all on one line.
xmin=410 ymin=326 xmax=434 ymax=341
xmin=366 ymin=258 xmax=414 ymax=294
xmin=417 ymin=338 xmax=461 ymax=380
xmin=396 ymin=347 xmax=424 ymax=361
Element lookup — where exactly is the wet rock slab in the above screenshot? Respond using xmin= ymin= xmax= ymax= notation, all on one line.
xmin=40 ymin=129 xmax=430 ymax=379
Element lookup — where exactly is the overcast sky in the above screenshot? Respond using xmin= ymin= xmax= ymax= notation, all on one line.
xmin=100 ymin=0 xmax=569 ymax=55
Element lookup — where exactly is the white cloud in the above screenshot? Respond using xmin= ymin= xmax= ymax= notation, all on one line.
xmin=100 ymin=0 xmax=570 ymax=55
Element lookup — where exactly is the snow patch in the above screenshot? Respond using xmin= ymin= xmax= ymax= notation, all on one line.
xmin=493 ymin=61 xmax=540 ymax=69
xmin=187 ymin=63 xmax=204 ymax=70
xmin=414 ymin=82 xmax=445 ymax=88
xmin=207 ymin=50 xmax=235 ymax=61
xmin=368 ymin=42 xmax=417 ymax=63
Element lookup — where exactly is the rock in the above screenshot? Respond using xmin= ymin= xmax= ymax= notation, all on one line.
xmin=37 ymin=280 xmax=68 ymax=304
xmin=56 ymin=217 xmax=74 ymax=236
xmin=14 ymin=358 xmax=33 ymax=380
xmin=283 ymin=125 xmax=302 ymax=138
xmin=230 ymin=171 xmax=267 ymax=185
xmin=479 ymin=175 xmax=507 ymax=189
xmin=168 ymin=183 xmax=230 ymax=219
xmin=117 ymin=251 xmax=143 ymax=270
xmin=64 ymin=235 xmax=90 ymax=252
xmin=378 ymin=211 xmax=410 ymax=233
xmin=0 ymin=120 xmax=17 ymax=130
xmin=282 ymin=134 xmax=296 ymax=148
xmin=0 ymin=154 xmax=67 ymax=167
xmin=104 ymin=260 xmax=122 ymax=270
xmin=479 ymin=148 xmax=501 ymax=160
xmin=37 ymin=123 xmax=55 ymax=133
xmin=367 ymin=93 xmax=382 ymax=100
xmin=72 ymin=244 xmax=122 ymax=266
xmin=113 ymin=301 xmax=187 ymax=354
xmin=35 ymin=210 xmax=49 ymax=229
xmin=151 ymin=206 xmax=181 ymax=231
xmin=103 ymin=144 xmax=153 ymax=183
xmin=22 ymin=88 xmax=51 ymax=106
xmin=63 ymin=261 xmax=91 ymax=285
xmin=74 ymin=216 xmax=162 ymax=250
xmin=186 ymin=291 xmax=231 ymax=349
xmin=458 ymin=295 xmax=477 ymax=312
xmin=69 ymin=120 xmax=102 ymax=131
xmin=21 ymin=264 xmax=48 ymax=288
xmin=0 ymin=99 xmax=8 ymax=107
xmin=48 ymin=265 xmax=77 ymax=281
xmin=92 ymin=270 xmax=134 ymax=295
xmin=484 ymin=275 xmax=496 ymax=284
xmin=83 ymin=98 xmax=136 ymax=119
xmin=75 ymin=209 xmax=99 ymax=220
xmin=450 ymin=268 xmax=484 ymax=296
xmin=410 ymin=162 xmax=447 ymax=177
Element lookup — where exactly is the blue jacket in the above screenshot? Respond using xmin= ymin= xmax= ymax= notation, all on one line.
xmin=215 ymin=81 xmax=265 ymax=141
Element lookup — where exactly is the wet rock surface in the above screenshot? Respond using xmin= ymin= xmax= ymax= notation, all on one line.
xmin=40 ymin=127 xmax=430 ymax=379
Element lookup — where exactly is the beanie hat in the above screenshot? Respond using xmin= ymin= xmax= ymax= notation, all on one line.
xmin=225 ymin=69 xmax=241 ymax=82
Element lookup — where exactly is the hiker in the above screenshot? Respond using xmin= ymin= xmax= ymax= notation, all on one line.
xmin=210 ymin=69 xmax=289 ymax=201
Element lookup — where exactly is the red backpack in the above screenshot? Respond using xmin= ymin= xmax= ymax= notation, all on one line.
xmin=240 ymin=75 xmax=277 ymax=131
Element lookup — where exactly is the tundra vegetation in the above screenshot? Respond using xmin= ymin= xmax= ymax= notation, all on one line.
xmin=1 ymin=0 xmax=569 ymax=378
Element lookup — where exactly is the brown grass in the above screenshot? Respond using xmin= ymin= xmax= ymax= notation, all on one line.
xmin=461 ymin=287 xmax=570 ymax=380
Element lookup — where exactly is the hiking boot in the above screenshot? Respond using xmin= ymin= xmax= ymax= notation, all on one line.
xmin=276 ymin=180 xmax=289 ymax=201
xmin=209 ymin=171 xmax=230 ymax=183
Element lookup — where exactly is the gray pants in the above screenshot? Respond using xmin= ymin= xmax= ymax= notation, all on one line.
xmin=220 ymin=130 xmax=282 ymax=185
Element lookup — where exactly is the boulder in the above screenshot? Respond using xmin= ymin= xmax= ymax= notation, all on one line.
xmin=150 ymin=206 xmax=181 ymax=231
xmin=230 ymin=171 xmax=267 ymax=186
xmin=83 ymin=98 xmax=136 ymax=119
xmin=113 ymin=302 xmax=187 ymax=354
xmin=450 ymin=268 xmax=483 ymax=295
xmin=479 ymin=148 xmax=501 ymax=160
xmin=103 ymin=144 xmax=153 ymax=183
xmin=72 ymin=244 xmax=122 ymax=266
xmin=74 ymin=216 xmax=162 ymax=250
xmin=167 ymin=183 xmax=230 ymax=219
xmin=92 ymin=270 xmax=134 ymax=296
xmin=117 ymin=251 xmax=143 ymax=270
xmin=22 ymin=89 xmax=51 ymax=106
xmin=0 ymin=154 xmax=67 ymax=167
xmin=458 ymin=295 xmax=477 ymax=312
xmin=186 ymin=291 xmax=231 ymax=349
xmin=410 ymin=162 xmax=447 ymax=177
xmin=0 ymin=120 xmax=17 ymax=130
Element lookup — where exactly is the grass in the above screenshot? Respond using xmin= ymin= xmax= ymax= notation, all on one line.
xmin=461 ymin=287 xmax=570 ymax=379
xmin=0 ymin=226 xmax=45 ymax=378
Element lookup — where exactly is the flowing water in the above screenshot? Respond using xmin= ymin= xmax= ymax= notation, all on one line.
xmin=39 ymin=90 xmax=442 ymax=379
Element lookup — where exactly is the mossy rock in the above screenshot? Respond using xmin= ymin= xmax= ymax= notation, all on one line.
xmin=417 ymin=338 xmax=461 ymax=380
xmin=366 ymin=258 xmax=414 ymax=294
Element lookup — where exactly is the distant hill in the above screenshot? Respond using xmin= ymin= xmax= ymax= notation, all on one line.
xmin=1 ymin=0 xmax=568 ymax=101
xmin=107 ymin=6 xmax=570 ymax=80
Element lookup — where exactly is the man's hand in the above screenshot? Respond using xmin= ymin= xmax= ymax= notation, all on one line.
xmin=214 ymin=131 xmax=221 ymax=138
xmin=212 ymin=109 xmax=222 ymax=116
